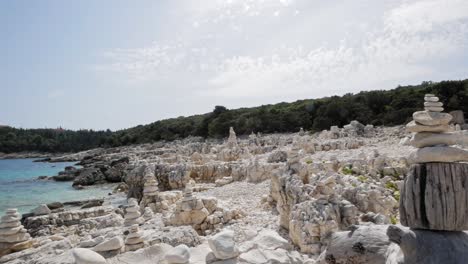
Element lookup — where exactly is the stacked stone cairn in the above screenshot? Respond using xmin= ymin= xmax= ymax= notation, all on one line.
xmin=124 ymin=199 xmax=144 ymax=226
xmin=227 ymin=127 xmax=238 ymax=148
xmin=140 ymin=176 xmax=163 ymax=214
xmin=166 ymin=185 xmax=209 ymax=228
xmin=125 ymin=224 xmax=144 ymax=251
xmin=401 ymin=94 xmax=468 ymax=230
xmin=0 ymin=209 xmax=32 ymax=257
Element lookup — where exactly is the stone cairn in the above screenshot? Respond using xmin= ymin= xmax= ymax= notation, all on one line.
xmin=401 ymin=94 xmax=468 ymax=230
xmin=0 ymin=209 xmax=32 ymax=257
xmin=124 ymin=199 xmax=144 ymax=227
xmin=140 ymin=176 xmax=162 ymax=214
xmin=165 ymin=185 xmax=209 ymax=230
xmin=125 ymin=224 xmax=144 ymax=251
xmin=227 ymin=127 xmax=238 ymax=148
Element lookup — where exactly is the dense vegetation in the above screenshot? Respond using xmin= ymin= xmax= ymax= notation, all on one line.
xmin=1 ymin=79 xmax=467 ymax=153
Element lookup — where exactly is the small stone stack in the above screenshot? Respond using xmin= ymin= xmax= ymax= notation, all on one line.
xmin=0 ymin=209 xmax=32 ymax=257
xmin=406 ymin=94 xmax=468 ymax=163
xmin=227 ymin=127 xmax=238 ymax=148
xmin=124 ymin=199 xmax=144 ymax=226
xmin=140 ymin=177 xmax=163 ymax=214
xmin=125 ymin=224 xmax=144 ymax=251
xmin=400 ymin=94 xmax=468 ymax=231
xmin=165 ymin=185 xmax=209 ymax=228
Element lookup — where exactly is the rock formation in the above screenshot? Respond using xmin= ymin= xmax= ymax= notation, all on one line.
xmin=227 ymin=127 xmax=238 ymax=148
xmin=139 ymin=176 xmax=164 ymax=214
xmin=0 ymin=209 xmax=32 ymax=257
xmin=124 ymin=199 xmax=144 ymax=226
xmin=125 ymin=224 xmax=144 ymax=251
xmin=407 ymin=94 xmax=468 ymax=163
xmin=165 ymin=186 xmax=243 ymax=235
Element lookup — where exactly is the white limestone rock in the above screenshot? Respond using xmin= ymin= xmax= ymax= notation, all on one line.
xmin=408 ymin=146 xmax=468 ymax=163
xmin=208 ymin=230 xmax=239 ymax=260
xmin=413 ymin=111 xmax=452 ymax=126
xmin=409 ymin=131 xmax=468 ymax=148
xmin=406 ymin=121 xmax=453 ymax=133
xmin=165 ymin=244 xmax=190 ymax=264
xmin=71 ymin=248 xmax=107 ymax=264
xmin=31 ymin=204 xmax=51 ymax=216
xmin=92 ymin=236 xmax=124 ymax=252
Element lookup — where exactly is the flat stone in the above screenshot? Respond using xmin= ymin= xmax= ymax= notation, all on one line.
xmin=0 ymin=232 xmax=30 ymax=243
xmin=165 ymin=244 xmax=190 ymax=264
xmin=125 ymin=206 xmax=139 ymax=213
xmin=208 ymin=230 xmax=239 ymax=260
xmin=408 ymin=146 xmax=468 ymax=164
xmin=125 ymin=243 xmax=144 ymax=252
xmin=409 ymin=132 xmax=468 ymax=148
xmin=0 ymin=226 xmax=22 ymax=236
xmin=125 ymin=237 xmax=144 ymax=245
xmin=406 ymin=121 xmax=453 ymax=133
xmin=424 ymin=101 xmax=443 ymax=107
xmin=424 ymin=96 xmax=439 ymax=102
xmin=0 ymin=221 xmax=20 ymax=229
xmin=413 ymin=111 xmax=452 ymax=126
xmin=1 ymin=216 xmax=20 ymax=223
xmin=424 ymin=106 xmax=444 ymax=112
xmin=72 ymin=248 xmax=107 ymax=264
xmin=124 ymin=217 xmax=144 ymax=226
xmin=93 ymin=236 xmax=124 ymax=252
xmin=425 ymin=94 xmax=435 ymax=97
xmin=127 ymin=231 xmax=143 ymax=239
xmin=125 ymin=211 xmax=141 ymax=219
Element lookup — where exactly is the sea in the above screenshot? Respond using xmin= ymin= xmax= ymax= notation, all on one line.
xmin=0 ymin=158 xmax=114 ymax=215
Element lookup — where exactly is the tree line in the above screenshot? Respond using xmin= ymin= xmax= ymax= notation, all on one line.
xmin=1 ymin=79 xmax=467 ymax=153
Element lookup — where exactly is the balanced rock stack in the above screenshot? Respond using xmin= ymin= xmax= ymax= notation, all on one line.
xmin=227 ymin=127 xmax=238 ymax=148
xmin=401 ymin=94 xmax=468 ymax=230
xmin=166 ymin=185 xmax=209 ymax=227
xmin=125 ymin=224 xmax=144 ymax=251
xmin=124 ymin=199 xmax=144 ymax=226
xmin=140 ymin=177 xmax=162 ymax=214
xmin=0 ymin=209 xmax=32 ymax=257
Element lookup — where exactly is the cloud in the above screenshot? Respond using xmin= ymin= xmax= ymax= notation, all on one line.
xmin=95 ymin=0 xmax=468 ymax=100
xmin=47 ymin=89 xmax=65 ymax=99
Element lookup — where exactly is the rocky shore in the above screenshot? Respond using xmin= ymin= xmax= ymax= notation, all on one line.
xmin=0 ymin=95 xmax=467 ymax=263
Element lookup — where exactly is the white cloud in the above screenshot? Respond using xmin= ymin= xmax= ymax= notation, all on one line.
xmin=96 ymin=0 xmax=468 ymax=101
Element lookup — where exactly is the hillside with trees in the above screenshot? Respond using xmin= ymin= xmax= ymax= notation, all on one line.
xmin=1 ymin=79 xmax=467 ymax=154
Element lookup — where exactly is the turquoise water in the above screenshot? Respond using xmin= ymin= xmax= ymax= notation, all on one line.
xmin=0 ymin=159 xmax=112 ymax=215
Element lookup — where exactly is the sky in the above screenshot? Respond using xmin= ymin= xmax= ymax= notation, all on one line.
xmin=1 ymin=0 xmax=468 ymax=130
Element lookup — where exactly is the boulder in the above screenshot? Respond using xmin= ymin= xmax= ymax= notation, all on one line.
xmin=317 ymin=225 xmax=401 ymax=264
xmin=165 ymin=244 xmax=190 ymax=264
xmin=31 ymin=204 xmax=51 ymax=216
xmin=387 ymin=225 xmax=468 ymax=264
xmin=208 ymin=230 xmax=239 ymax=260
xmin=71 ymin=248 xmax=107 ymax=264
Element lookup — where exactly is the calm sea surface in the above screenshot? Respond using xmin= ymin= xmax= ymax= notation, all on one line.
xmin=0 ymin=159 xmax=112 ymax=215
